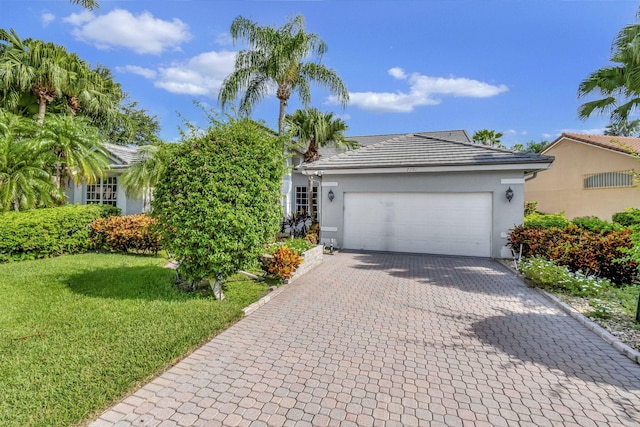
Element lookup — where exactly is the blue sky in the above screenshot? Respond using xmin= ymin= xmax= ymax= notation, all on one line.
xmin=1 ymin=0 xmax=638 ymax=147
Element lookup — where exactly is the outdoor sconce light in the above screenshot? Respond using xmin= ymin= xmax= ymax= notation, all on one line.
xmin=505 ymin=186 xmax=514 ymax=203
xmin=328 ymin=189 xmax=335 ymax=202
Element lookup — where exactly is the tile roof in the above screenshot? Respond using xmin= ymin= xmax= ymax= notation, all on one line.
xmin=301 ymin=133 xmax=553 ymax=171
xmin=104 ymin=143 xmax=139 ymax=166
xmin=316 ymin=130 xmax=472 ymax=158
xmin=552 ymin=133 xmax=640 ymax=155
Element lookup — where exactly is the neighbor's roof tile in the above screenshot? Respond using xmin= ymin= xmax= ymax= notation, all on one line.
xmin=556 ymin=133 xmax=640 ymax=155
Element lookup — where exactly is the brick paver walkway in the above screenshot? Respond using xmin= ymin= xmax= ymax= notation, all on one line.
xmin=91 ymin=252 xmax=640 ymax=426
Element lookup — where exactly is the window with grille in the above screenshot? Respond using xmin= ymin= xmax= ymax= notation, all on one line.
xmin=295 ymin=186 xmax=317 ymax=215
xmin=583 ymin=170 xmax=634 ymax=189
xmin=86 ymin=176 xmax=118 ymax=206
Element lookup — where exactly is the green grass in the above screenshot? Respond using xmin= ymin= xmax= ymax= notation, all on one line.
xmin=604 ymin=284 xmax=640 ymax=320
xmin=0 ymin=253 xmax=271 ymax=427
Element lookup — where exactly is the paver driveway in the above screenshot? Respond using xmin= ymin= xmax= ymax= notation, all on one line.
xmin=91 ymin=252 xmax=640 ymax=427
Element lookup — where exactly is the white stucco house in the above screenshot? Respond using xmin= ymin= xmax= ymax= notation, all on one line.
xmin=65 ymin=143 xmax=147 ymax=216
xmin=292 ymin=130 xmax=554 ymax=258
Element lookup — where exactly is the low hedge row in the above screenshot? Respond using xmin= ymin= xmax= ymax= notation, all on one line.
xmin=509 ymin=224 xmax=637 ymax=285
xmin=0 ymin=204 xmax=119 ymax=262
xmin=90 ymin=214 xmax=162 ymax=254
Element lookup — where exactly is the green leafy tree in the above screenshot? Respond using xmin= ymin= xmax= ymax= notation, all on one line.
xmin=152 ymin=115 xmax=286 ymax=285
xmin=0 ymin=29 xmax=122 ymax=126
xmin=218 ymin=14 xmax=349 ymax=136
xmin=285 ymin=108 xmax=356 ymax=218
xmin=39 ymin=114 xmax=109 ymax=192
xmin=472 ymin=129 xmax=505 ymax=148
xmin=97 ymin=96 xmax=161 ymax=146
xmin=512 ymin=140 xmax=549 ymax=153
xmin=604 ymin=119 xmax=640 ymax=137
xmin=578 ymin=9 xmax=640 ymax=124
xmin=0 ymin=110 xmax=60 ymax=211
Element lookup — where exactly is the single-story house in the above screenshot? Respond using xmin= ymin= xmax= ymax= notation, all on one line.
xmin=525 ymin=133 xmax=640 ymax=220
xmin=294 ymin=131 xmax=554 ymax=258
xmin=65 ymin=143 xmax=148 ymax=216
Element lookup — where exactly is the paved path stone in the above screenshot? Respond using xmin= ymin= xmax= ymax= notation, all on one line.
xmin=91 ymin=252 xmax=640 ymax=426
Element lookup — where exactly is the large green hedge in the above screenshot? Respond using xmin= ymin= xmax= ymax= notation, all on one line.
xmin=0 ymin=204 xmax=119 ymax=262
xmin=152 ymin=116 xmax=286 ymax=283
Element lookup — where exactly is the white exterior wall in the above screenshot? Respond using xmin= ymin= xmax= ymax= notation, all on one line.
xmin=313 ymin=170 xmax=525 ymax=259
xmin=65 ymin=172 xmax=146 ymax=216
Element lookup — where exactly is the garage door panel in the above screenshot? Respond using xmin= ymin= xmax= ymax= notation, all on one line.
xmin=343 ymin=192 xmax=491 ymax=257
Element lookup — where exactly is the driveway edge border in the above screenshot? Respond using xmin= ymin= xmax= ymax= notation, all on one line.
xmin=535 ymin=288 xmax=640 ymax=364
xmin=496 ymin=258 xmax=640 ymax=365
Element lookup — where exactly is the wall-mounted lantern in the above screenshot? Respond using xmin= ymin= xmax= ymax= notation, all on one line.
xmin=328 ymin=189 xmax=335 ymax=202
xmin=505 ymin=186 xmax=514 ymax=203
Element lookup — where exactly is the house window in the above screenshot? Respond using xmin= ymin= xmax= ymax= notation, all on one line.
xmin=583 ymin=170 xmax=634 ymax=189
xmin=86 ymin=176 xmax=118 ymax=206
xmin=295 ymin=186 xmax=317 ymax=215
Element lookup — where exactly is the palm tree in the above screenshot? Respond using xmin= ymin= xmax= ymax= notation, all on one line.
xmin=39 ymin=114 xmax=109 ymax=192
xmin=70 ymin=0 xmax=99 ymax=9
xmin=472 ymin=129 xmax=505 ymax=148
xmin=0 ymin=111 xmax=60 ymax=211
xmin=286 ymin=108 xmax=357 ymax=162
xmin=286 ymin=108 xmax=357 ymax=218
xmin=0 ymin=29 xmax=122 ymax=125
xmin=218 ymin=14 xmax=349 ymax=136
xmin=578 ymin=10 xmax=640 ymax=124
xmin=604 ymin=119 xmax=640 ymax=137
xmin=121 ymin=143 xmax=171 ymax=210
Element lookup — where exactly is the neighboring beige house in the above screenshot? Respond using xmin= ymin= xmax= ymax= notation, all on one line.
xmin=525 ymin=133 xmax=640 ymax=220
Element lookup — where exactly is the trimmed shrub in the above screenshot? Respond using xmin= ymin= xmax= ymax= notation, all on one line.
xmin=0 ymin=204 xmax=119 ymax=262
xmin=612 ymin=208 xmax=640 ymax=227
xmin=518 ymin=257 xmax=611 ymax=297
xmin=524 ymin=212 xmax=570 ymax=229
xmin=305 ymin=223 xmax=320 ymax=245
xmin=152 ymin=116 xmax=286 ymax=284
xmin=268 ymin=246 xmax=302 ymax=279
xmin=508 ymin=224 xmax=637 ymax=285
xmin=572 ymin=216 xmax=623 ymax=233
xmin=89 ymin=214 xmax=162 ymax=254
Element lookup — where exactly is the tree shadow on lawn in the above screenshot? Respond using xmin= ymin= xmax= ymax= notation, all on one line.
xmin=66 ymin=265 xmax=190 ymax=301
xmin=347 ymin=251 xmax=531 ymax=298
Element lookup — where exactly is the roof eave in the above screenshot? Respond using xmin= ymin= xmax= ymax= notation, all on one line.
xmin=299 ymin=161 xmax=554 ymax=175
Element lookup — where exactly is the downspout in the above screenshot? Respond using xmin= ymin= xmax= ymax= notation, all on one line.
xmin=524 ymin=171 xmax=538 ymax=182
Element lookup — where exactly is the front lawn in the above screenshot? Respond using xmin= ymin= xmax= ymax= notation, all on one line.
xmin=0 ymin=253 xmax=271 ymax=427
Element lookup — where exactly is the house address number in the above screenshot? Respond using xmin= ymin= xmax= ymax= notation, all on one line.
xmin=406 ymin=167 xmax=417 ymax=172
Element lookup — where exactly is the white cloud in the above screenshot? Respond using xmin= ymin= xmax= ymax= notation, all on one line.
xmin=65 ymin=9 xmax=191 ymax=55
xmin=41 ymin=12 xmax=55 ymax=27
xmin=119 ymin=51 xmax=236 ymax=97
xmin=337 ymin=67 xmax=509 ymax=113
xmin=388 ymin=67 xmax=407 ymax=80
xmin=505 ymin=129 xmax=528 ymax=136
xmin=62 ymin=10 xmax=94 ymax=26
xmin=215 ymin=32 xmax=233 ymax=46
xmin=558 ymin=128 xmax=606 ymax=136
xmin=116 ymin=65 xmax=157 ymax=79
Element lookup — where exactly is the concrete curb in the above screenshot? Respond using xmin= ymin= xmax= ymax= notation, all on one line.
xmin=535 ymin=288 xmax=640 ymax=364
xmin=242 ymin=284 xmax=290 ymax=317
xmin=496 ymin=258 xmax=640 ymax=365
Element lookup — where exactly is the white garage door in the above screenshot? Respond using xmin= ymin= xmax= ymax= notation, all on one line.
xmin=343 ymin=192 xmax=492 ymax=257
